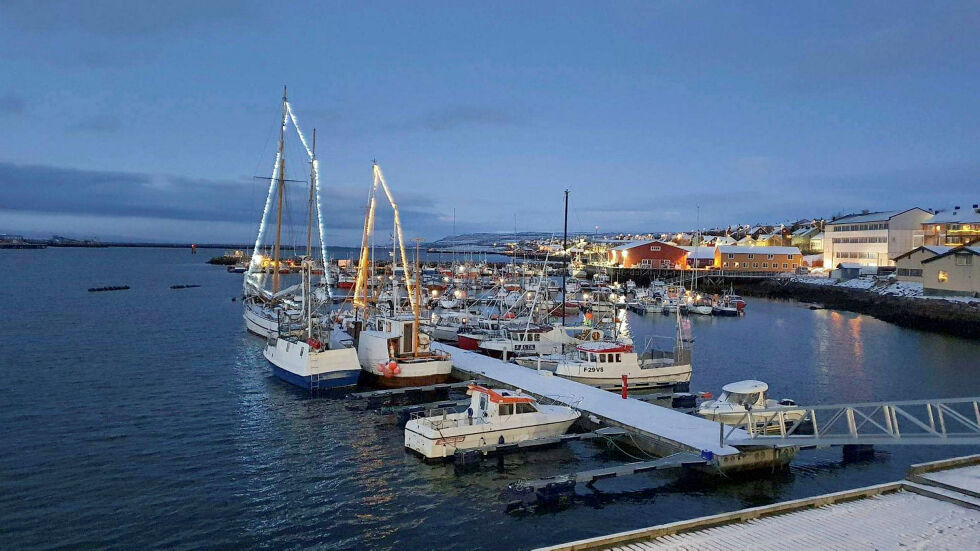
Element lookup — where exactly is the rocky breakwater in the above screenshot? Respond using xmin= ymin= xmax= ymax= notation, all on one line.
xmin=730 ymin=280 xmax=980 ymax=339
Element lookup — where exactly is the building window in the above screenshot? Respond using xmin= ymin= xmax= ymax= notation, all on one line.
xmin=727 ymin=253 xmax=734 ymax=259
xmin=753 ymin=262 xmax=759 ymax=268
xmin=650 ymin=246 xmax=661 ymax=251
xmin=767 ymin=254 xmax=774 ymax=260
xmin=722 ymin=262 xmax=728 ymax=267
xmin=782 ymin=263 xmax=788 ymax=269
xmin=747 ymin=254 xmax=755 ymax=259
xmin=762 ymin=262 xmax=769 ymax=268
xmin=938 ymin=270 xmax=948 ymax=283
xmin=955 ymin=255 xmax=973 ymax=266
xmin=787 ymin=254 xmax=794 ymax=259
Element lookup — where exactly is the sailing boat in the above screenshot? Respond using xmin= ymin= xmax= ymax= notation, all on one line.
xmin=256 ymin=99 xmax=360 ymax=389
xmin=347 ymin=163 xmax=452 ymax=388
xmin=243 ymin=88 xmax=304 ymax=337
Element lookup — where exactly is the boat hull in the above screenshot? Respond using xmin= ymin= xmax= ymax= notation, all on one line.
xmin=558 ymin=367 xmax=692 ymax=389
xmin=264 ymin=338 xmax=361 ymax=390
xmin=405 ymin=417 xmax=578 ymax=459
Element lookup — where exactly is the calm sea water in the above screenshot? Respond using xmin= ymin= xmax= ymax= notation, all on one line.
xmin=1 ymin=248 xmax=978 ymax=550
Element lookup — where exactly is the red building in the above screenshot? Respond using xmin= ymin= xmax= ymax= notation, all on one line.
xmin=608 ymin=240 xmax=688 ymax=268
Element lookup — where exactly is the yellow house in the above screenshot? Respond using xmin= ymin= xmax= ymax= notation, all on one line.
xmin=714 ymin=246 xmax=802 ymax=272
xmin=892 ymin=246 xmax=951 ymax=283
xmin=920 ymin=245 xmax=979 ymax=297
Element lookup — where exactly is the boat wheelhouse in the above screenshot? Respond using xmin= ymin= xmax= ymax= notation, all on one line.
xmin=354 ymin=314 xmax=452 ymax=388
xmin=404 ymin=384 xmax=580 ymax=460
xmin=553 ymin=341 xmax=692 ymax=390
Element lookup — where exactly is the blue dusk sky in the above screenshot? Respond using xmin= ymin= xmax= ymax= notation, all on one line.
xmin=1 ymin=1 xmax=977 ymax=244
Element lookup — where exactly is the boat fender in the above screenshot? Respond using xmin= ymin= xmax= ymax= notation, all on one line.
xmin=392 ymin=364 xmax=401 ymax=375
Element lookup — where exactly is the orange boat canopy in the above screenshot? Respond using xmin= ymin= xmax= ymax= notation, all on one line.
xmin=467 ymin=384 xmax=535 ymax=404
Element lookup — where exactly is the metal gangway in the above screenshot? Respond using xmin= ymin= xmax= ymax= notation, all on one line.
xmin=722 ymin=397 xmax=980 ymax=448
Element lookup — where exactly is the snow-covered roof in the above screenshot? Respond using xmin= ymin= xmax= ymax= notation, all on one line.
xmin=811 ymin=232 xmax=825 ymax=240
xmin=792 ymin=227 xmax=818 ymax=236
xmin=893 ymin=245 xmax=952 ymax=261
xmin=609 ymin=239 xmax=659 ymax=251
xmin=717 ymin=246 xmax=802 ymax=255
xmin=678 ymin=246 xmax=717 ymax=259
xmin=922 ymin=245 xmax=980 ymax=263
xmin=930 ymin=207 xmax=980 ymax=224
xmin=829 ymin=208 xmax=929 ymax=225
xmin=721 ymin=380 xmax=768 ymax=394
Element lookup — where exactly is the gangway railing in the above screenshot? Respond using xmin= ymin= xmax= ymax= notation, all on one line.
xmin=721 ymin=397 xmax=980 ymax=447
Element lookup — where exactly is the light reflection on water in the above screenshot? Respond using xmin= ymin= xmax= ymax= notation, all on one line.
xmin=1 ymin=248 xmax=978 ymax=550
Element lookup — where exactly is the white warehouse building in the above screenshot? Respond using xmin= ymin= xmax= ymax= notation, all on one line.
xmin=823 ymin=208 xmax=933 ymax=268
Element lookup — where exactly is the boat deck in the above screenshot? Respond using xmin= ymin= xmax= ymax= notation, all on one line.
xmin=432 ymin=343 xmax=747 ymax=457
xmin=537 ymin=454 xmax=980 ymax=550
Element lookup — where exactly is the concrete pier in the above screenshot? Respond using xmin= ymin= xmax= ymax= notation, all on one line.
xmin=432 ymin=343 xmax=798 ymax=473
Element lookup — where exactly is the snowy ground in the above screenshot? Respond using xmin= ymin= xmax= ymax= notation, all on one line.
xmin=792 ymin=276 xmax=980 ymax=305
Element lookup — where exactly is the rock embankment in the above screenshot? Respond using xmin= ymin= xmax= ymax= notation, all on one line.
xmin=724 ymin=280 xmax=980 ymax=339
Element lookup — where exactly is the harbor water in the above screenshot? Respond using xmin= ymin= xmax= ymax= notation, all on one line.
xmin=2 ymin=248 xmax=978 ymax=550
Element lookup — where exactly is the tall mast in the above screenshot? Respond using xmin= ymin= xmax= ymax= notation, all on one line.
xmin=562 ymin=189 xmax=568 ymax=323
xmin=272 ymin=86 xmax=287 ymax=294
xmin=413 ymin=238 xmax=423 ymax=357
xmin=306 ymin=128 xmax=316 ymax=259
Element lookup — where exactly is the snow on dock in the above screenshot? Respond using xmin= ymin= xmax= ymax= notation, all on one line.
xmin=432 ymin=343 xmax=746 ymax=457
xmin=538 ymin=454 xmax=980 ymax=551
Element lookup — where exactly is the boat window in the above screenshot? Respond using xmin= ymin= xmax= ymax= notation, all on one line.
xmin=499 ymin=403 xmax=514 ymax=416
xmin=534 ymin=334 xmax=541 ymax=341
xmin=480 ymin=394 xmax=488 ymax=412
xmin=515 ymin=402 xmax=536 ymax=414
xmin=727 ymin=392 xmax=762 ymax=406
xmin=615 ymin=354 xmax=621 ymax=362
xmin=590 ymin=353 xmax=597 ymax=362
xmin=599 ymin=354 xmax=606 ymax=362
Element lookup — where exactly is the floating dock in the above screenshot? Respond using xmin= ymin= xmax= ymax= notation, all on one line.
xmin=537 ymin=454 xmax=980 ymax=550
xmin=432 ymin=343 xmax=797 ymax=472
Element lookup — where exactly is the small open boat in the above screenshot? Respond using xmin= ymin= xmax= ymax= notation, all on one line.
xmin=697 ymin=380 xmax=805 ymax=428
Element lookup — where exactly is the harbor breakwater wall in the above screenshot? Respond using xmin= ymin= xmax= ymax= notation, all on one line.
xmin=710 ymin=280 xmax=980 ymax=339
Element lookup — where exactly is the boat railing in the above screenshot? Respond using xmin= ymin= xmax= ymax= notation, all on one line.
xmin=410 ymin=406 xmax=483 ymax=429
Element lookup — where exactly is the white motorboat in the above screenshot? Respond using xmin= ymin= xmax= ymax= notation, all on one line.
xmin=552 ymin=341 xmax=692 ymax=390
xmin=697 ymin=380 xmax=805 ymax=428
xmin=404 ymin=384 xmax=580 ymax=459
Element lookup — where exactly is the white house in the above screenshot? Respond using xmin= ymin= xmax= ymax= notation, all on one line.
xmin=823 ymin=208 xmax=933 ymax=268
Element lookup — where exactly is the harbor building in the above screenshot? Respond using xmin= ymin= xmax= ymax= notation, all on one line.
xmin=822 ymin=208 xmax=933 ymax=268
xmin=923 ymin=204 xmax=980 ymax=246
xmin=893 ymin=245 xmax=951 ymax=283
xmin=608 ymin=240 xmax=687 ymax=269
xmin=920 ymin=245 xmax=980 ymax=296
xmin=713 ymin=246 xmax=802 ymax=272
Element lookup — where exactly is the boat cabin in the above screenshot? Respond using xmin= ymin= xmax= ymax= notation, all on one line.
xmin=466 ymin=384 xmax=540 ymax=420
xmin=717 ymin=380 xmax=769 ymax=408
xmin=574 ymin=342 xmax=633 ymax=365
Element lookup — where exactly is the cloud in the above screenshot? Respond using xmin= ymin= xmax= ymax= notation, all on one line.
xmin=0 ymin=161 xmax=453 ymax=244
xmin=68 ymin=114 xmax=122 ymax=133
xmin=0 ymin=92 xmax=26 ymax=115
xmin=0 ymin=0 xmax=248 ymax=37
xmin=391 ymin=105 xmax=522 ymax=132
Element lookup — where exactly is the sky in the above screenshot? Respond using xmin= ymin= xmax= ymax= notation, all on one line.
xmin=1 ymin=1 xmax=978 ymax=245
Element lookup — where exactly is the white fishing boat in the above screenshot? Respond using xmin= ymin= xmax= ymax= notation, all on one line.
xmin=404 ymin=384 xmax=580 ymax=460
xmin=264 ymin=261 xmax=361 ymax=390
xmin=697 ymin=380 xmax=805 ymax=427
xmin=552 ymin=341 xmax=692 ymax=390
